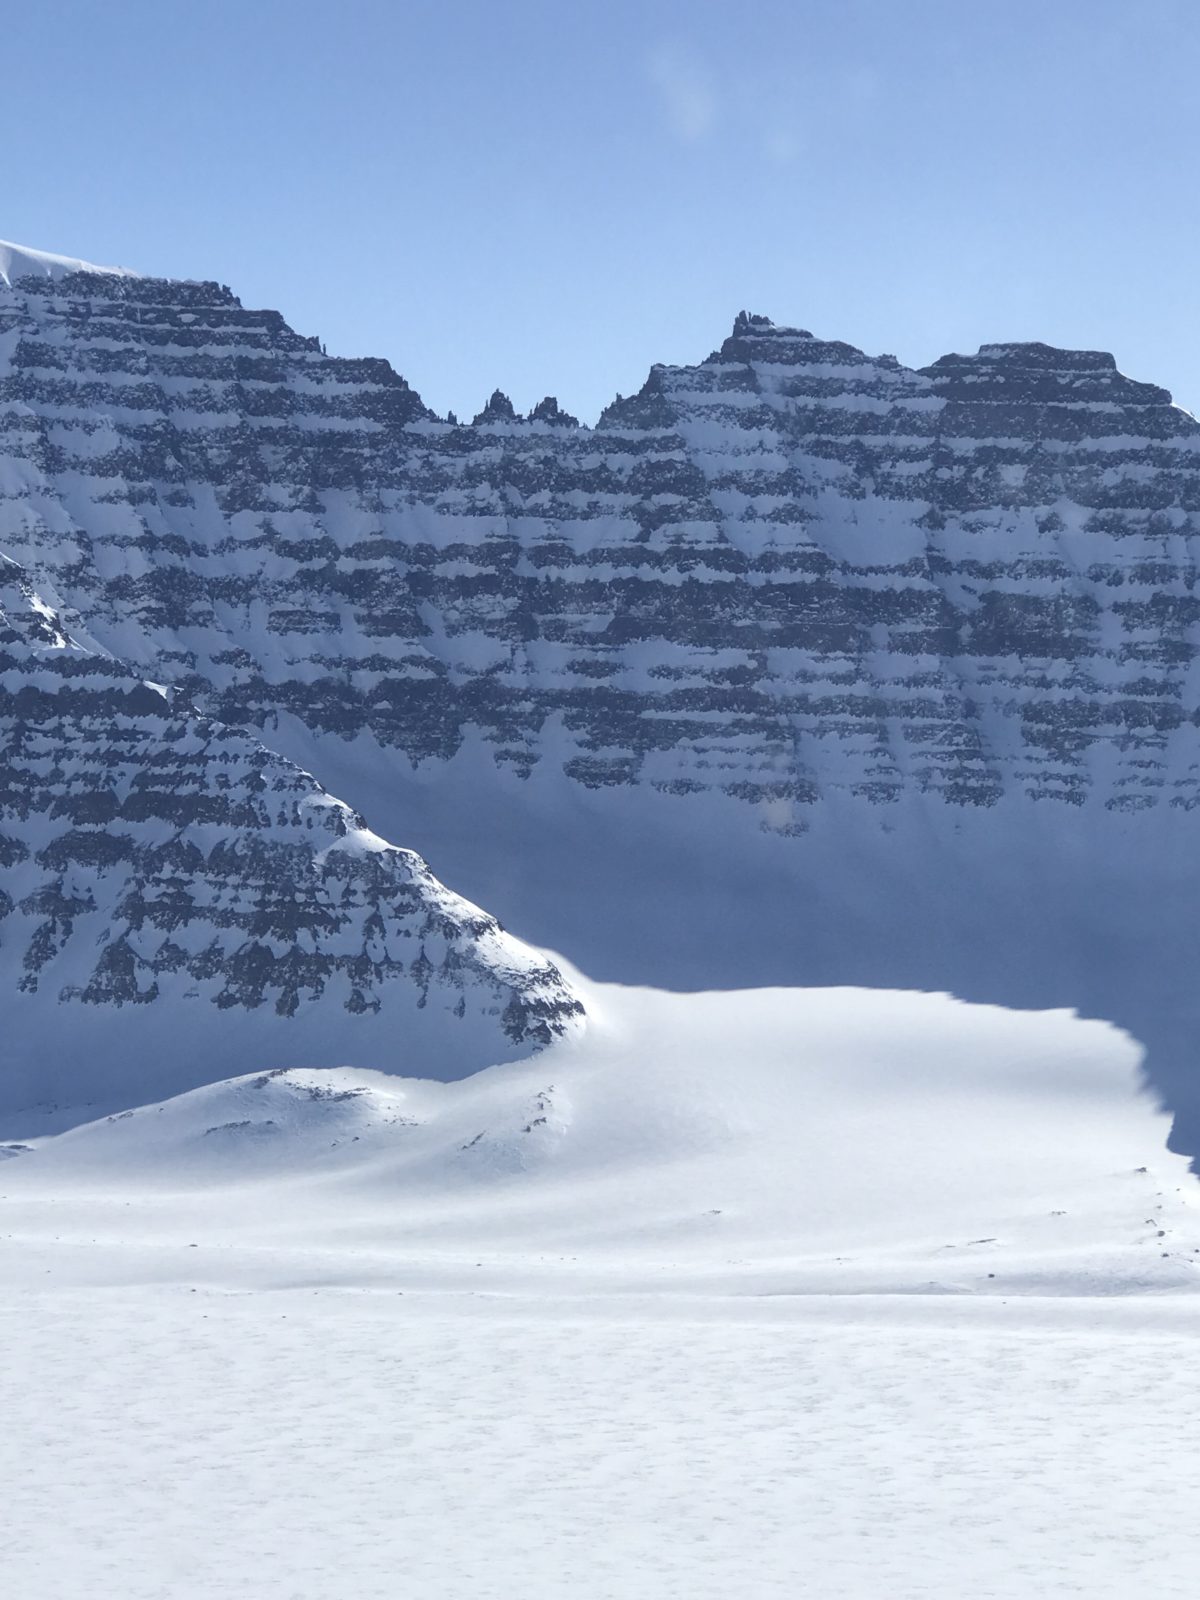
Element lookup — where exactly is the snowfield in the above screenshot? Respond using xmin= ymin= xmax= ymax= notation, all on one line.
xmin=5 ymin=1290 xmax=1199 ymax=1600
xmin=4 ymin=972 xmax=1200 ymax=1597
xmin=8 ymin=968 xmax=1198 ymax=1297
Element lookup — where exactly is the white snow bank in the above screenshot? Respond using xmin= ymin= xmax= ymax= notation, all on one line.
xmin=0 ymin=238 xmax=139 ymax=287
xmin=7 ymin=971 xmax=1197 ymax=1297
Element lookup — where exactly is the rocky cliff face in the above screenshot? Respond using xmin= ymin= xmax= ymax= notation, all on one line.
xmin=4 ymin=245 xmax=1200 ymax=1138
xmin=2 ymin=276 xmax=1198 ymax=825
xmin=0 ymin=538 xmax=581 ymax=1123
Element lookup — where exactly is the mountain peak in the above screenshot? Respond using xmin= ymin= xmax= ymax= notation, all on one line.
xmin=730 ymin=309 xmax=814 ymax=340
xmin=921 ymin=341 xmax=1172 ymax=406
xmin=955 ymin=341 xmax=1118 ymax=370
xmin=473 ymin=389 xmax=518 ymax=425
xmin=528 ymin=396 xmax=579 ymax=427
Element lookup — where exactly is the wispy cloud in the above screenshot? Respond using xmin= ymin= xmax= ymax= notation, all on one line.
xmin=646 ymin=44 xmax=717 ymax=143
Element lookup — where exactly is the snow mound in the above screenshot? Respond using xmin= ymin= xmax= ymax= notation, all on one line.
xmin=0 ymin=238 xmax=139 ymax=286
xmin=10 ymin=972 xmax=1198 ymax=1297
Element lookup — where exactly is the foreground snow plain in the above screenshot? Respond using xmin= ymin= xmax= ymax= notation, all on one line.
xmin=5 ymin=968 xmax=1200 ymax=1597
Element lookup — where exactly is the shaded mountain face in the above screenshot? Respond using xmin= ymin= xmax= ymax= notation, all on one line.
xmin=0 ymin=552 xmax=581 ymax=1128
xmin=2 ymin=256 xmax=1200 ymax=1149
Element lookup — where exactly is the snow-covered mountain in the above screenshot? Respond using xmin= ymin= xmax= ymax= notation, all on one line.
xmin=3 ymin=242 xmax=1200 ymax=1145
xmin=5 ymin=244 xmax=1200 ymax=1600
xmin=3 ymin=275 xmax=1196 ymax=816
xmin=0 ymin=547 xmax=580 ymax=1126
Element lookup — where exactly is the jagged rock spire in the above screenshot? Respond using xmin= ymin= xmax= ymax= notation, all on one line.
xmin=473 ymin=389 xmax=518 ymax=425
xmin=528 ymin=396 xmax=579 ymax=428
xmin=731 ymin=310 xmax=778 ymax=337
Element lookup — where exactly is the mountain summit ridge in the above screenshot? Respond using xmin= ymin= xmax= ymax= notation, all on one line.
xmin=2 ymin=256 xmax=1195 ymax=820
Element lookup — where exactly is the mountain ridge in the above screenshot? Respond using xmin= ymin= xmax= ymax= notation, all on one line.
xmin=2 ymin=262 xmax=1196 ymax=816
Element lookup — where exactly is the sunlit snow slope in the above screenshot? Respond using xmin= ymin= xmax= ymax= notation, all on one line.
xmin=5 ymin=973 xmax=1195 ymax=1295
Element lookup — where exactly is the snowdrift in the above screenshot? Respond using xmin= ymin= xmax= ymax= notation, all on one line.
xmin=6 ymin=971 xmax=1196 ymax=1297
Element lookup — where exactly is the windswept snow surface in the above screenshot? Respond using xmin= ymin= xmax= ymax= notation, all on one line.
xmin=9 ymin=971 xmax=1197 ymax=1296
xmin=4 ymin=1292 xmax=1199 ymax=1600
xmin=0 ymin=237 xmax=139 ymax=285
xmin=4 ymin=975 xmax=1200 ymax=1598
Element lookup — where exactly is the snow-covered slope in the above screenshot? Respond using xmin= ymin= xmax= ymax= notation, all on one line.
xmin=0 ymin=552 xmax=581 ymax=1127
xmin=5 ymin=974 xmax=1195 ymax=1295
xmin=4 ymin=974 xmax=1200 ymax=1600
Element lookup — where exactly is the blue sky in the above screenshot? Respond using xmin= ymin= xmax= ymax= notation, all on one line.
xmin=6 ymin=0 xmax=1197 ymax=420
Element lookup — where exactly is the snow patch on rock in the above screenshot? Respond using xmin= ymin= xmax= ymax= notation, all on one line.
xmin=0 ymin=238 xmax=139 ymax=286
